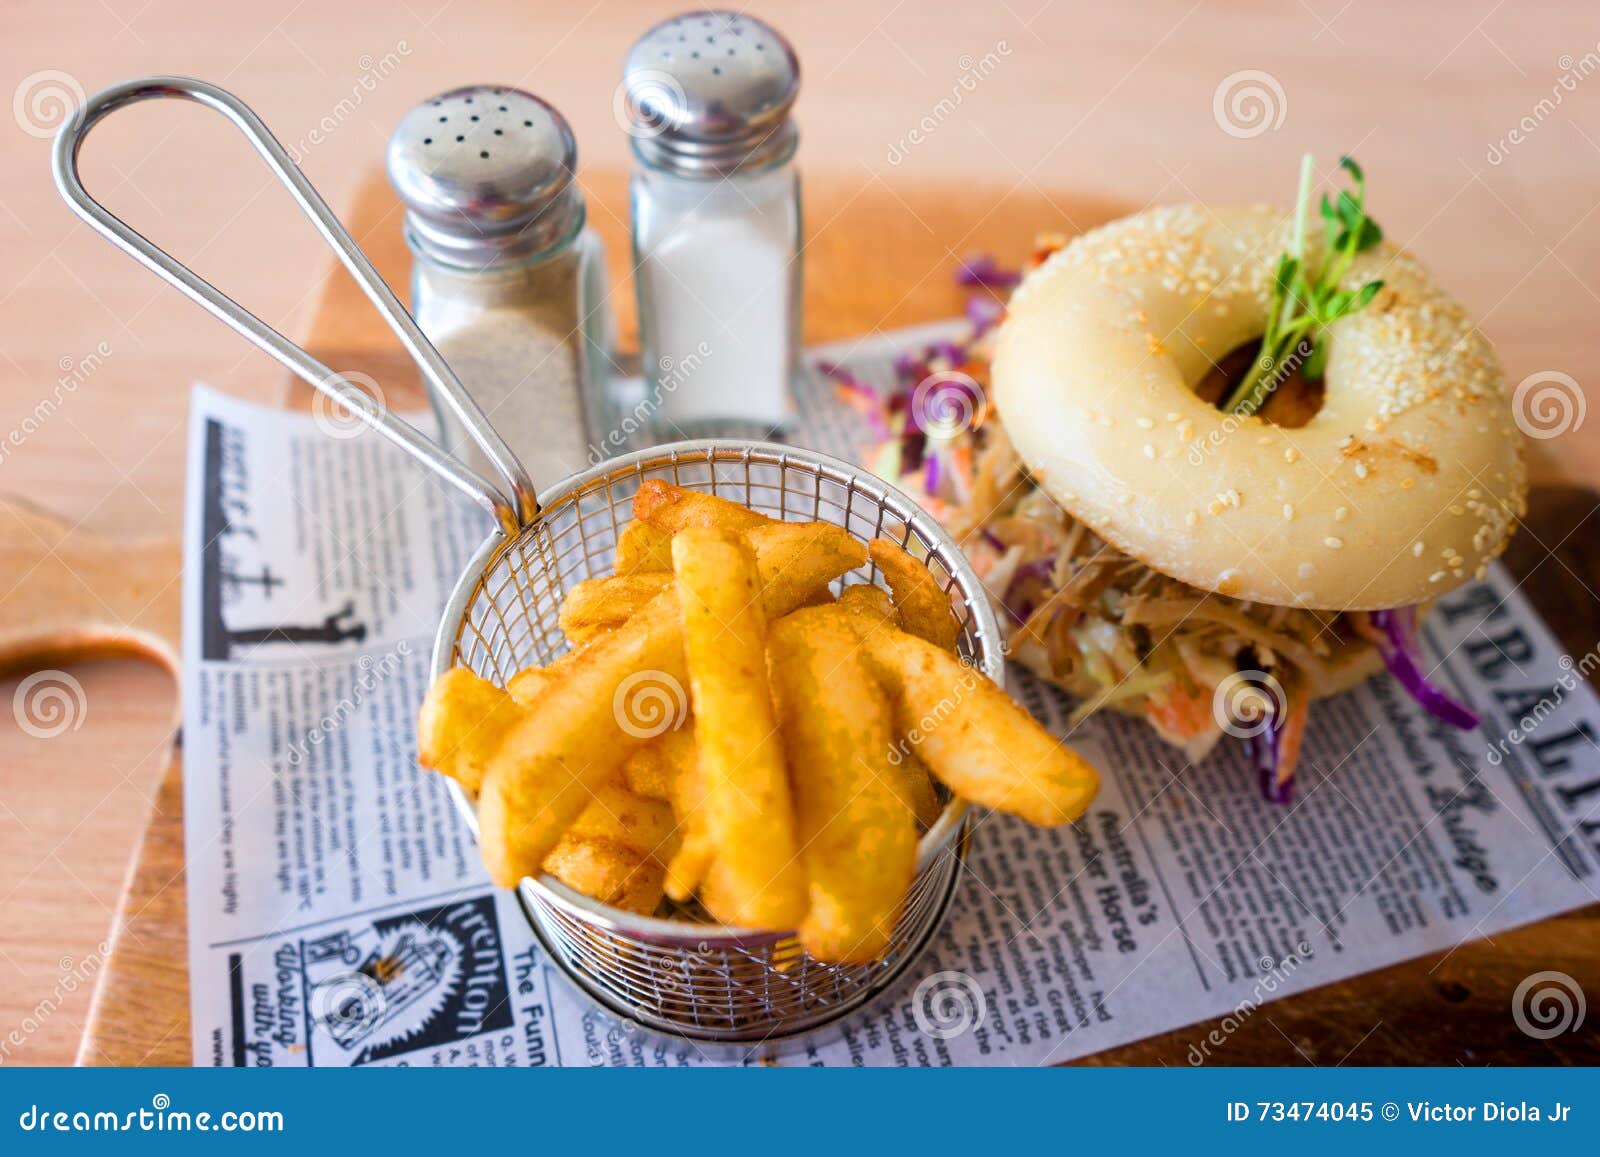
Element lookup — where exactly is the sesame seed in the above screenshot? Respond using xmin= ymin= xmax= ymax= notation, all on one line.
xmin=1298 ymin=562 xmax=1315 ymax=579
xmin=1354 ymin=462 xmax=1369 ymax=479
xmin=1412 ymin=542 xmax=1424 ymax=557
xmin=1283 ymin=447 xmax=1300 ymax=464
xmin=1185 ymin=511 xmax=1198 ymax=527
xmin=1324 ymin=536 xmax=1344 ymax=549
xmin=1143 ymin=444 xmax=1156 ymax=459
xmin=1429 ymin=571 xmax=1445 ymax=583
xmin=1334 ymin=506 xmax=1349 ymax=522
xmin=1136 ymin=416 xmax=1155 ymax=429
xmin=1282 ymin=503 xmax=1294 ymax=519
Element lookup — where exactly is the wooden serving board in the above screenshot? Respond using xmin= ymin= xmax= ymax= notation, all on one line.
xmin=74 ymin=170 xmax=1599 ymax=1067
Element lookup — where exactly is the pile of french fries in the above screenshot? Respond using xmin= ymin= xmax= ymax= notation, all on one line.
xmin=418 ymin=481 xmax=1099 ymax=963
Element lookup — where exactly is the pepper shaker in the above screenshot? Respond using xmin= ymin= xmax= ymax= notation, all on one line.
xmin=621 ymin=11 xmax=801 ymax=431
xmin=387 ymin=85 xmax=611 ymax=486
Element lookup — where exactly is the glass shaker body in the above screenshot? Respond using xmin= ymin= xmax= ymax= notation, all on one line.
xmin=408 ymin=226 xmax=609 ymax=488
xmin=630 ymin=156 xmax=801 ymax=430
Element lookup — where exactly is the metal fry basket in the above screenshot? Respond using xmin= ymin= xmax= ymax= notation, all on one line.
xmin=55 ymin=76 xmax=1005 ymax=1049
xmin=437 ymin=442 xmax=1004 ymax=1045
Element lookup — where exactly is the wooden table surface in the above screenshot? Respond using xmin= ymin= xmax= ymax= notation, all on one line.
xmin=3 ymin=0 xmax=1599 ymax=1066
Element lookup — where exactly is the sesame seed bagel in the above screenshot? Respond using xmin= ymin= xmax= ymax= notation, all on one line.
xmin=992 ymin=203 xmax=1527 ymax=611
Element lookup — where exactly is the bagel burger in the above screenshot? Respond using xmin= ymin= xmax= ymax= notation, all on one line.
xmin=837 ymin=161 xmax=1527 ymax=800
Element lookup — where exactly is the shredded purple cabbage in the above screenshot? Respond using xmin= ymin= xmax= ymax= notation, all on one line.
xmin=1250 ymin=723 xmax=1293 ymax=804
xmin=965 ymin=294 xmax=1005 ymax=335
xmin=956 ymin=254 xmax=1022 ymax=289
xmin=1235 ymin=670 xmax=1294 ymax=804
xmin=1368 ymin=608 xmax=1479 ymax=730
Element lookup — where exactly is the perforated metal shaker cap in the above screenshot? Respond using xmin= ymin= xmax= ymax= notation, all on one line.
xmin=387 ymin=85 xmax=584 ymax=267
xmin=621 ymin=10 xmax=799 ymax=176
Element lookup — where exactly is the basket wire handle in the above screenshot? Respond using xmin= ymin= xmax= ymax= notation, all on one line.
xmin=51 ymin=75 xmax=539 ymax=537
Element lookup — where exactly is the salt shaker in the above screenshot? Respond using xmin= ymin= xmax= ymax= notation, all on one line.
xmin=622 ymin=11 xmax=801 ymax=430
xmin=387 ymin=86 xmax=609 ymax=486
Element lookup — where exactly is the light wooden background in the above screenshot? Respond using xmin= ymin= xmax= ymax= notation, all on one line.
xmin=2 ymin=0 xmax=1598 ymax=1065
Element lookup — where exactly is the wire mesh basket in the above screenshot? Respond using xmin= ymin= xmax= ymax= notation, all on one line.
xmin=432 ymin=441 xmax=1005 ymax=1046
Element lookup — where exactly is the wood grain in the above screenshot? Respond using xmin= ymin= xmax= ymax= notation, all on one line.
xmin=73 ymin=172 xmax=1599 ymax=1067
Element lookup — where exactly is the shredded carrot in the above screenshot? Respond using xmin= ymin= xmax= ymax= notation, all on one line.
xmin=1275 ymin=671 xmax=1312 ymax=788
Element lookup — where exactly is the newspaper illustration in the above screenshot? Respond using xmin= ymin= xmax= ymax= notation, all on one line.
xmin=182 ymin=324 xmax=1600 ymax=1068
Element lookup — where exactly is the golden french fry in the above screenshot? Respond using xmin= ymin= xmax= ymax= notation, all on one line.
xmin=477 ymin=522 xmax=866 ymax=886
xmin=868 ymin=539 xmax=961 ymax=652
xmin=416 ymin=667 xmax=525 ymax=794
xmin=837 ymin=582 xmax=896 ymax=623
xmin=797 ymin=586 xmax=838 ymax=609
xmin=615 ymin=519 xmax=674 ymax=574
xmin=620 ymin=722 xmax=693 ymax=801
xmin=864 ymin=629 xmax=1100 ymax=825
xmin=663 ymin=746 xmax=713 ymax=903
xmin=671 ymin=527 xmax=807 ymax=930
xmin=894 ymin=751 xmax=945 ymax=829
xmin=769 ymin=608 xmax=917 ymax=963
xmin=543 ymin=778 xmax=680 ymax=915
xmin=633 ymin=478 xmax=775 ymax=534
xmin=477 ymin=591 xmax=687 ymax=887
xmin=559 ymin=572 xmax=673 ymax=645
xmin=506 ymin=644 xmax=592 ymax=707
xmin=814 ymin=593 xmax=945 ymax=829
xmin=743 ymin=521 xmax=868 ymax=613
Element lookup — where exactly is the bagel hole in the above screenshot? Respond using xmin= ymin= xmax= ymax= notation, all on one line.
xmin=1195 ymin=337 xmax=1324 ymax=428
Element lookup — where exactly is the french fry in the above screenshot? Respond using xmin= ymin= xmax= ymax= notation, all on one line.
xmin=543 ymin=778 xmax=680 ymax=915
xmin=615 ymin=519 xmax=674 ymax=574
xmin=620 ymin=722 xmax=693 ymax=801
xmin=477 ymin=521 xmax=866 ymax=886
xmin=837 ymin=582 xmax=896 ymax=624
xmin=818 ymin=591 xmax=945 ymax=828
xmin=863 ymin=628 xmax=1099 ymax=825
xmin=633 ymin=479 xmax=775 ymax=534
xmin=868 ymin=539 xmax=961 ymax=652
xmin=417 ymin=667 xmax=525 ymax=795
xmin=558 ymin=572 xmax=673 ymax=645
xmin=663 ymin=745 xmax=713 ymax=903
xmin=671 ymin=528 xmax=807 ymax=930
xmin=743 ymin=521 xmax=867 ymax=612
xmin=769 ymin=608 xmax=917 ymax=963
